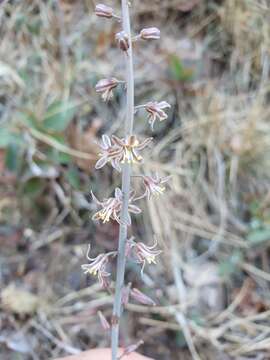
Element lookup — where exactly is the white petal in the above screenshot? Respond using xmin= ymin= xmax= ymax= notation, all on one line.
xmin=158 ymin=101 xmax=170 ymax=109
xmin=91 ymin=191 xmax=102 ymax=205
xmin=115 ymin=187 xmax=122 ymax=199
xmin=102 ymin=134 xmax=111 ymax=148
xmin=95 ymin=156 xmax=108 ymax=169
xmin=129 ymin=204 xmax=142 ymax=214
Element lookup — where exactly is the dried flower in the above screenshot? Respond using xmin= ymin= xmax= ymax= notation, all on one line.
xmin=95 ymin=78 xmax=120 ymax=102
xmin=91 ymin=188 xmax=141 ymax=226
xmin=98 ymin=310 xmax=111 ymax=330
xmin=130 ymin=288 xmax=156 ymax=306
xmin=145 ymin=101 xmax=170 ymax=129
xmin=95 ymin=135 xmax=122 ymax=172
xmin=115 ymin=31 xmax=129 ymax=51
xmin=112 ymin=135 xmax=153 ymax=164
xmin=81 ymin=245 xmax=115 ymax=288
xmin=139 ymin=27 xmax=160 ymax=40
xmin=127 ymin=238 xmax=162 ymax=274
xmin=95 ymin=4 xmax=114 ymax=18
xmin=142 ymin=174 xmax=171 ymax=199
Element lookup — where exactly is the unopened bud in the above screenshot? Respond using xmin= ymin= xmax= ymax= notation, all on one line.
xmin=121 ymin=282 xmax=131 ymax=306
xmin=95 ymin=3 xmax=113 ymax=18
xmin=119 ymin=340 xmax=144 ymax=359
xmin=116 ymin=31 xmax=129 ymax=52
xmin=97 ymin=311 xmax=110 ymax=331
xmin=139 ymin=27 xmax=160 ymax=40
xmin=130 ymin=288 xmax=156 ymax=306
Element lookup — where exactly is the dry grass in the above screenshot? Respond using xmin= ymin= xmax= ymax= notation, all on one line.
xmin=0 ymin=0 xmax=270 ymax=359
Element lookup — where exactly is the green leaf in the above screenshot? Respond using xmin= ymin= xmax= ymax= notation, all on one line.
xmin=175 ymin=331 xmax=186 ymax=347
xmin=23 ymin=178 xmax=45 ymax=197
xmin=169 ymin=55 xmax=193 ymax=82
xmin=247 ymin=228 xmax=270 ymax=245
xmin=46 ymin=148 xmax=71 ymax=165
xmin=66 ymin=167 xmax=81 ymax=189
xmin=26 ymin=19 xmax=41 ymax=35
xmin=19 ymin=112 xmax=39 ymax=129
xmin=43 ymin=100 xmax=77 ymax=132
xmin=0 ymin=128 xmax=14 ymax=148
xmin=219 ymin=250 xmax=243 ymax=279
xmin=5 ymin=143 xmax=19 ymax=172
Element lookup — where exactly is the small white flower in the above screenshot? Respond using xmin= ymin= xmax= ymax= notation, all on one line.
xmin=115 ymin=31 xmax=129 ymax=52
xmin=142 ymin=174 xmax=171 ymax=199
xmin=112 ymin=135 xmax=153 ymax=164
xmin=95 ymin=78 xmax=120 ymax=101
xmin=91 ymin=188 xmax=141 ymax=226
xmin=81 ymin=245 xmax=116 ymax=288
xmin=145 ymin=101 xmax=171 ymax=130
xmin=127 ymin=237 xmax=162 ymax=274
xmin=95 ymin=135 xmax=123 ymax=172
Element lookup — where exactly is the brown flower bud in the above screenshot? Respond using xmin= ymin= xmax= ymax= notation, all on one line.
xmin=115 ymin=31 xmax=129 ymax=52
xmin=139 ymin=27 xmax=160 ymax=40
xmin=95 ymin=3 xmax=114 ymax=18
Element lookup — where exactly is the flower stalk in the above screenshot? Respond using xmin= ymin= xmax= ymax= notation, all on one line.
xmin=111 ymin=0 xmax=134 ymax=358
xmin=85 ymin=2 xmax=170 ymax=359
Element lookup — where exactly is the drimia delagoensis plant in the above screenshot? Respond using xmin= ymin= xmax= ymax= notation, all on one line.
xmin=82 ymin=2 xmax=170 ymax=359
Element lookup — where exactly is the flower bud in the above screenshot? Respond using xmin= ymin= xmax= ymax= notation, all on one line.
xmin=97 ymin=311 xmax=110 ymax=330
xmin=139 ymin=27 xmax=160 ymax=40
xmin=122 ymin=340 xmax=144 ymax=357
xmin=121 ymin=282 xmax=131 ymax=306
xmin=116 ymin=31 xmax=129 ymax=52
xmin=130 ymin=288 xmax=156 ymax=306
xmin=95 ymin=3 xmax=113 ymax=18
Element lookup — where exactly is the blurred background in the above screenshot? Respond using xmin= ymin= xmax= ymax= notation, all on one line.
xmin=1 ymin=0 xmax=270 ymax=359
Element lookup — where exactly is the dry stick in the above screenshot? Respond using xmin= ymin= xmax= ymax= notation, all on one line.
xmin=111 ymin=1 xmax=134 ymax=359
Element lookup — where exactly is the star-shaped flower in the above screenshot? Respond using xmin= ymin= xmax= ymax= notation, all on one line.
xmin=81 ymin=245 xmax=116 ymax=288
xmin=91 ymin=188 xmax=141 ymax=226
xmin=144 ymin=101 xmax=170 ymax=130
xmin=142 ymin=174 xmax=171 ymax=199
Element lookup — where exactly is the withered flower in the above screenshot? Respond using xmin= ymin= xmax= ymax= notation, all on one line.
xmin=145 ymin=101 xmax=170 ymax=129
xmin=142 ymin=174 xmax=171 ymax=199
xmin=95 ymin=78 xmax=120 ymax=101
xmin=81 ymin=245 xmax=116 ymax=288
xmin=139 ymin=27 xmax=160 ymax=40
xmin=112 ymin=135 xmax=153 ymax=164
xmin=116 ymin=31 xmax=129 ymax=52
xmin=91 ymin=188 xmax=141 ymax=226
xmin=95 ymin=4 xmax=114 ymax=18
xmin=95 ymin=135 xmax=123 ymax=172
